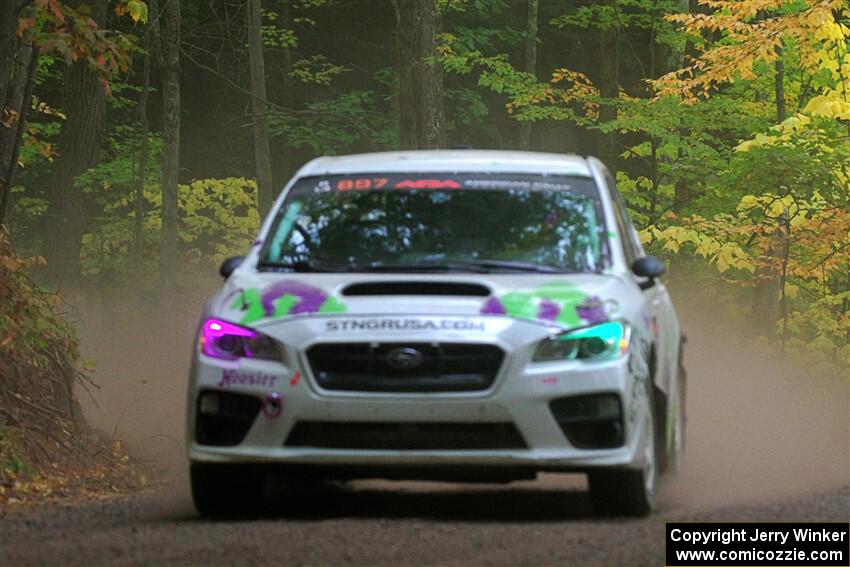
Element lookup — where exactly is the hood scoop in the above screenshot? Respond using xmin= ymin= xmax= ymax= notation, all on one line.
xmin=342 ymin=281 xmax=491 ymax=297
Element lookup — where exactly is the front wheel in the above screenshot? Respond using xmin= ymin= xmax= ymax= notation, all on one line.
xmin=191 ymin=463 xmax=267 ymax=518
xmin=669 ymin=349 xmax=687 ymax=474
xmin=588 ymin=380 xmax=658 ymax=517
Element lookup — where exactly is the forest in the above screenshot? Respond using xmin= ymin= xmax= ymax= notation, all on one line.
xmin=0 ymin=0 xmax=848 ymax=473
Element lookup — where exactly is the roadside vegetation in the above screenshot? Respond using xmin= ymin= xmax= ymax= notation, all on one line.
xmin=0 ymin=0 xmax=847 ymax=502
xmin=0 ymin=231 xmax=146 ymax=505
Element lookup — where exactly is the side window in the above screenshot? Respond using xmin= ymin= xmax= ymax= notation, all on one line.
xmin=602 ymin=169 xmax=642 ymax=264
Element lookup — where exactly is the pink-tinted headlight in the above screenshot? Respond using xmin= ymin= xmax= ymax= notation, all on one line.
xmin=200 ymin=318 xmax=281 ymax=361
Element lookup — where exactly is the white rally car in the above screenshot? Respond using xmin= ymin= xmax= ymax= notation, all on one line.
xmin=187 ymin=150 xmax=685 ymax=517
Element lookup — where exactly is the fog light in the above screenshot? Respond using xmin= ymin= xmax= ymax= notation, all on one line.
xmin=595 ymin=395 xmax=620 ymax=420
xmin=199 ymin=392 xmax=220 ymax=415
xmin=549 ymin=393 xmax=624 ymax=449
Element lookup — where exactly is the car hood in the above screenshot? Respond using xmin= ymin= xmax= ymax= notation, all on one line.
xmin=210 ymin=271 xmax=639 ymax=332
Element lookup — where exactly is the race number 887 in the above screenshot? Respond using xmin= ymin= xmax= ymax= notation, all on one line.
xmin=336 ymin=178 xmax=388 ymax=191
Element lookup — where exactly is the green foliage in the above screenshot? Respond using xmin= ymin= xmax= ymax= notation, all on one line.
xmin=7 ymin=0 xmax=849 ymax=377
xmin=289 ymin=55 xmax=349 ymax=86
xmin=261 ymin=10 xmax=298 ymax=49
xmin=267 ymin=90 xmax=395 ymax=154
xmin=438 ymin=0 xmax=510 ymax=16
xmin=442 ymin=0 xmax=850 ymax=371
xmin=552 ymin=0 xmax=684 ymax=41
xmin=177 ymin=178 xmax=262 ymax=266
xmin=79 ymin=176 xmax=261 ymax=282
xmin=116 ymin=0 xmax=149 ymax=23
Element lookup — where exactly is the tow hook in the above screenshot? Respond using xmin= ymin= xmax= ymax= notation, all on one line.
xmin=262 ymin=392 xmax=283 ymax=419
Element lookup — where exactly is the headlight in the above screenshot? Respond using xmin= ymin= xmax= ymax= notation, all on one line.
xmin=533 ymin=321 xmax=630 ymax=362
xmin=200 ymin=318 xmax=281 ymax=361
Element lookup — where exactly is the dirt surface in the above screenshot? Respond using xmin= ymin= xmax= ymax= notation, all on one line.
xmin=0 ymin=287 xmax=847 ymax=566
xmin=0 ymin=482 xmax=847 ymax=566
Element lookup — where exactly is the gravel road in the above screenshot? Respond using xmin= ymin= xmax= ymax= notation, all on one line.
xmin=1 ymin=296 xmax=847 ymax=566
xmin=0 ymin=482 xmax=847 ymax=566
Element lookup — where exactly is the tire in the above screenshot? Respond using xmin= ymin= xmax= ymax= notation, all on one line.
xmin=588 ymin=379 xmax=658 ymax=517
xmin=669 ymin=346 xmax=687 ymax=474
xmin=191 ymin=463 xmax=267 ymax=518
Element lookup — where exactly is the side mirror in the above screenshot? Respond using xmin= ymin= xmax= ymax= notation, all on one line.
xmin=219 ymin=256 xmax=244 ymax=279
xmin=631 ymin=256 xmax=665 ymax=290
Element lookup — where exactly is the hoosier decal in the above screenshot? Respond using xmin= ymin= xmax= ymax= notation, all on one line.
xmin=218 ymin=369 xmax=281 ymax=388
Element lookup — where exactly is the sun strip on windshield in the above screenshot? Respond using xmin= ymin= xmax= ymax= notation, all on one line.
xmin=266 ymin=200 xmax=302 ymax=263
xmin=583 ymin=199 xmax=601 ymax=270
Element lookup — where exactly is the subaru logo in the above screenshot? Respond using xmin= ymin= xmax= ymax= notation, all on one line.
xmin=386 ymin=347 xmax=424 ymax=371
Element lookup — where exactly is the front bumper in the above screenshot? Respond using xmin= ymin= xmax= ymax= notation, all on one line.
xmin=186 ymin=315 xmax=650 ymax=473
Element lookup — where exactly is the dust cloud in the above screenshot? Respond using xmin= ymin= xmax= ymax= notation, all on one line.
xmin=662 ymin=290 xmax=849 ymax=509
xmin=72 ymin=278 xmax=849 ymax=513
xmin=73 ymin=283 xmax=218 ymax=480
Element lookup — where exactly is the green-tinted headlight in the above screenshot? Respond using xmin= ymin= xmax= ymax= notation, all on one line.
xmin=533 ymin=321 xmax=630 ymax=362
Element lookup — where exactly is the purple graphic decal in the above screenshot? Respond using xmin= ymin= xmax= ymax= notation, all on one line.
xmin=537 ymin=299 xmax=561 ymax=321
xmin=261 ymin=281 xmax=326 ymax=315
xmin=236 ymin=281 xmax=346 ymax=324
xmin=575 ymin=295 xmax=607 ymax=324
xmin=481 ymin=297 xmax=506 ymax=315
xmin=480 ymin=283 xmax=610 ymax=327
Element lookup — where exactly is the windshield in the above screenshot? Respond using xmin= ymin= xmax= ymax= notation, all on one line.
xmin=259 ymin=173 xmax=607 ymax=273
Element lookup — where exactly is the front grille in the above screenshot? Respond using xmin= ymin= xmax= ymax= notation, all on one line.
xmin=306 ymin=342 xmax=504 ymax=393
xmin=285 ymin=421 xmax=527 ymax=450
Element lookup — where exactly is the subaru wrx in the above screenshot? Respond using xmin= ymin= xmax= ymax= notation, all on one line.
xmin=187 ymin=150 xmax=686 ymax=517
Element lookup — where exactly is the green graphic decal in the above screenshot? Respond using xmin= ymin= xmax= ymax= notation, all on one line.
xmin=231 ymin=280 xmax=346 ymax=324
xmin=271 ymin=294 xmax=299 ymax=318
xmin=481 ymin=282 xmax=607 ymax=327
xmin=231 ymin=288 xmax=266 ymax=324
xmin=318 ymin=296 xmax=347 ymax=313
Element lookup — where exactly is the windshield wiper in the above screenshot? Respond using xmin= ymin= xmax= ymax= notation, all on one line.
xmin=455 ymin=259 xmax=571 ymax=273
xmin=259 ymin=258 xmax=573 ymax=274
xmin=362 ymin=259 xmax=570 ymax=274
xmin=360 ymin=261 xmax=491 ymax=273
xmin=257 ymin=259 xmax=351 ymax=273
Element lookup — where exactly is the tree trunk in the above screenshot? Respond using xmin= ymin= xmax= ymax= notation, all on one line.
xmin=247 ymin=0 xmax=274 ymax=216
xmin=752 ymin=226 xmax=783 ymax=337
xmin=596 ymin=24 xmax=619 ymax=168
xmin=518 ymin=0 xmax=538 ymax=150
xmin=157 ymin=0 xmax=181 ymax=295
xmin=396 ymin=0 xmax=445 ymax=150
xmin=133 ymin=36 xmax=151 ymax=284
xmin=0 ymin=40 xmax=38 ymax=226
xmin=0 ymin=1 xmax=20 ymax=118
xmin=43 ymin=0 xmax=107 ymax=287
xmin=0 ymin=12 xmax=38 ymax=225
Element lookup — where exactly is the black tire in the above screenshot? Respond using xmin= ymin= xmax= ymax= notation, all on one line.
xmin=588 ymin=379 xmax=659 ymax=517
xmin=669 ymin=345 xmax=687 ymax=474
xmin=190 ymin=463 xmax=267 ymax=518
